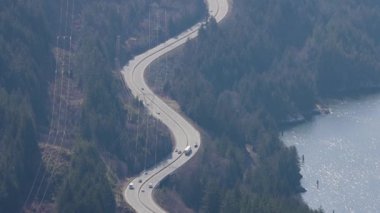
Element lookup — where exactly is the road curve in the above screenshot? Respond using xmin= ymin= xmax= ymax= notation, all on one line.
xmin=121 ymin=0 xmax=229 ymax=212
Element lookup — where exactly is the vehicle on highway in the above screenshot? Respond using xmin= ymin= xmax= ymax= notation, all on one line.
xmin=128 ymin=183 xmax=134 ymax=190
xmin=138 ymin=179 xmax=142 ymax=183
xmin=184 ymin=145 xmax=192 ymax=156
xmin=148 ymin=183 xmax=153 ymax=188
xmin=122 ymin=0 xmax=228 ymax=210
xmin=194 ymin=144 xmax=198 ymax=148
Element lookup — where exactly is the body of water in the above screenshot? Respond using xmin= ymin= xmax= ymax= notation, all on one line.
xmin=282 ymin=94 xmax=380 ymax=213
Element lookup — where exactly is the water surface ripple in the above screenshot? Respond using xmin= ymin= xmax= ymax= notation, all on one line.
xmin=282 ymin=94 xmax=380 ymax=213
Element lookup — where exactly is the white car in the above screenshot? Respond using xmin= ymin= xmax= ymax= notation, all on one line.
xmin=148 ymin=183 xmax=153 ymax=188
xmin=128 ymin=183 xmax=134 ymax=190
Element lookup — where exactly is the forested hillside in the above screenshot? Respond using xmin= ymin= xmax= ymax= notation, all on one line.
xmin=0 ymin=0 xmax=205 ymax=212
xmin=155 ymin=0 xmax=380 ymax=212
xmin=0 ymin=1 xmax=52 ymax=211
xmin=4 ymin=0 xmax=379 ymax=212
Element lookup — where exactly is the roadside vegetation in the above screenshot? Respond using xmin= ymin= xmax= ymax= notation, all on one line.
xmin=0 ymin=0 xmax=205 ymax=212
xmin=3 ymin=0 xmax=379 ymax=212
xmin=157 ymin=0 xmax=380 ymax=212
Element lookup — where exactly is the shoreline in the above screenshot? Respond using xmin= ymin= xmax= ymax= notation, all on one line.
xmin=281 ymin=92 xmax=380 ymax=212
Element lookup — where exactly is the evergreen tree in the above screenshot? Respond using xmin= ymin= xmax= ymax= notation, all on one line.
xmin=56 ymin=141 xmax=115 ymax=213
xmin=0 ymin=91 xmax=41 ymax=212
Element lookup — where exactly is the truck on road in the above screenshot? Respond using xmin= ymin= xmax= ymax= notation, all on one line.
xmin=184 ymin=145 xmax=192 ymax=156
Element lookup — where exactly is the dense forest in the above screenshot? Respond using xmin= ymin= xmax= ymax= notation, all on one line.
xmin=153 ymin=0 xmax=380 ymax=212
xmin=0 ymin=0 xmax=51 ymax=211
xmin=2 ymin=0 xmax=380 ymax=212
xmin=0 ymin=0 xmax=204 ymax=212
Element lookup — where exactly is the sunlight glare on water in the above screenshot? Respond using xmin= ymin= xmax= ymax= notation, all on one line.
xmin=282 ymin=94 xmax=380 ymax=213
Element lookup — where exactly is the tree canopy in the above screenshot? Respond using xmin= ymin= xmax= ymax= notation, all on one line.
xmin=160 ymin=0 xmax=380 ymax=212
xmin=56 ymin=141 xmax=115 ymax=213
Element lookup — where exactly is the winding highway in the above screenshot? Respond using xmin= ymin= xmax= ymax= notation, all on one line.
xmin=121 ymin=0 xmax=229 ymax=212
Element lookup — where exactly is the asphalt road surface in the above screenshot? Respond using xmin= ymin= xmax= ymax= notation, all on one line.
xmin=121 ymin=0 xmax=229 ymax=212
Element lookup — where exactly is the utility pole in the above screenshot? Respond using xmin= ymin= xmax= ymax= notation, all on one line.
xmin=115 ymin=35 xmax=121 ymax=71
xmin=164 ymin=9 xmax=168 ymax=87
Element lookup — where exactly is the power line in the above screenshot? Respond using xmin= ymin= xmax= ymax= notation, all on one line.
xmin=164 ymin=9 xmax=168 ymax=86
xmin=154 ymin=117 xmax=158 ymax=166
xmin=143 ymin=104 xmax=150 ymax=171
xmin=134 ymin=94 xmax=142 ymax=168
xmin=153 ymin=10 xmax=159 ymax=167
xmin=37 ymin=0 xmax=75 ymax=208
xmin=22 ymin=35 xmax=61 ymax=210
xmin=33 ymin=34 xmax=66 ymax=208
xmin=29 ymin=0 xmax=72 ymax=208
xmin=143 ymin=8 xmax=151 ymax=172
xmin=22 ymin=0 xmax=66 ymax=209
xmin=149 ymin=8 xmax=151 ymax=50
